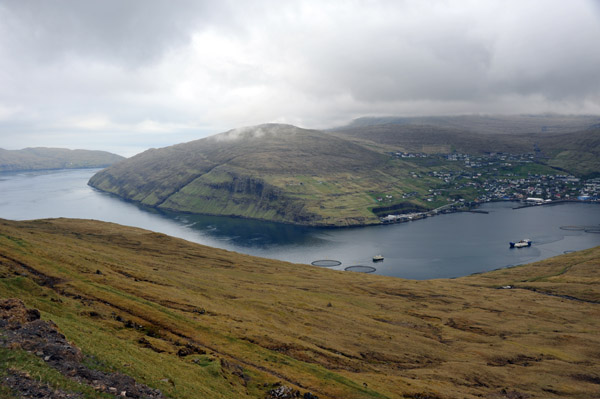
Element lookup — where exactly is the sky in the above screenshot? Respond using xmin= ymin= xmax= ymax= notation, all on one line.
xmin=1 ymin=0 xmax=599 ymax=157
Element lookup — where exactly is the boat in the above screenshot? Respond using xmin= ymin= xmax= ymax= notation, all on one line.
xmin=372 ymin=255 xmax=384 ymax=262
xmin=510 ymin=239 xmax=531 ymax=248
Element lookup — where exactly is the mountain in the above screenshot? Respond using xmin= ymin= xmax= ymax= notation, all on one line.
xmin=89 ymin=124 xmax=391 ymax=226
xmin=337 ymin=114 xmax=600 ymax=135
xmin=1 ymin=218 xmax=599 ymax=398
xmin=89 ymin=118 xmax=600 ymax=226
xmin=332 ymin=115 xmax=600 ymax=177
xmin=0 ymin=147 xmax=125 ymax=172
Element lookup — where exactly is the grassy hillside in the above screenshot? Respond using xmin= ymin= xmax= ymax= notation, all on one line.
xmin=338 ymin=114 xmax=600 ymax=135
xmin=330 ymin=123 xmax=536 ymax=154
xmin=332 ymin=121 xmax=600 ymax=177
xmin=89 ymin=124 xmax=410 ymax=226
xmin=0 ymin=147 xmax=125 ymax=172
xmin=1 ymin=218 xmax=599 ymax=398
xmin=332 ymin=118 xmax=600 ymax=156
xmin=89 ymin=119 xmax=600 ymax=226
xmin=542 ymin=129 xmax=600 ymax=177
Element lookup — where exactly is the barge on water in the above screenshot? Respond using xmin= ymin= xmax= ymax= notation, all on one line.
xmin=510 ymin=239 xmax=532 ymax=248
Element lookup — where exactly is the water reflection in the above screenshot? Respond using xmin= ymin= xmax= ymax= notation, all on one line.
xmin=157 ymin=209 xmax=326 ymax=248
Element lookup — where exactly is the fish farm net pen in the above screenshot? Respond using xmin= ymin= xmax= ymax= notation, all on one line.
xmin=311 ymin=260 xmax=342 ymax=267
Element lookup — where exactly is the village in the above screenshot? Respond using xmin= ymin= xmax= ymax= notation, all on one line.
xmin=382 ymin=151 xmax=600 ymax=223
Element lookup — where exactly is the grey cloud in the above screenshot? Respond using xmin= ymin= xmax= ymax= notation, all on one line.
xmin=283 ymin=0 xmax=600 ymax=105
xmin=0 ymin=0 xmax=599 ymax=155
xmin=0 ymin=0 xmax=220 ymax=66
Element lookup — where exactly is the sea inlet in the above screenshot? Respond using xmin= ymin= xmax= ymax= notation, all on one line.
xmin=1 ymin=168 xmax=599 ymax=279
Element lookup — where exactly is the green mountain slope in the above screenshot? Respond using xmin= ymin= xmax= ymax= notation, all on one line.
xmin=89 ymin=124 xmax=395 ymax=226
xmin=541 ymin=129 xmax=600 ymax=177
xmin=0 ymin=147 xmax=125 ymax=172
xmin=331 ymin=123 xmax=535 ymax=154
xmin=1 ymin=218 xmax=599 ymax=398
xmin=89 ymin=118 xmax=600 ymax=226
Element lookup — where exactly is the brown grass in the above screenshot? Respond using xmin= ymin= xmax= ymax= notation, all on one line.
xmin=1 ymin=218 xmax=599 ymax=398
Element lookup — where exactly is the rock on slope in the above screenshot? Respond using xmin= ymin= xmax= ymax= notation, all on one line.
xmin=0 ymin=298 xmax=164 ymax=398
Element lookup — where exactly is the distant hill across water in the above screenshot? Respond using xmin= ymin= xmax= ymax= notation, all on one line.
xmin=0 ymin=147 xmax=125 ymax=172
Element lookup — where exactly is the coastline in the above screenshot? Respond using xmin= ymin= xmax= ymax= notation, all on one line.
xmin=93 ymin=185 xmax=600 ymax=228
xmin=380 ymin=198 xmax=599 ymax=226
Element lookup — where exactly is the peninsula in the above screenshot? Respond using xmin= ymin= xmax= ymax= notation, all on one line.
xmin=89 ymin=115 xmax=600 ymax=226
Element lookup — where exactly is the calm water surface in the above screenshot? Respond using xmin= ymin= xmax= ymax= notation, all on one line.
xmin=1 ymin=168 xmax=599 ymax=279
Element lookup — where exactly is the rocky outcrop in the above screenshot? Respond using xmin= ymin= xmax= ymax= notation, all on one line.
xmin=3 ymin=368 xmax=84 ymax=399
xmin=266 ymin=383 xmax=319 ymax=399
xmin=0 ymin=298 xmax=164 ymax=398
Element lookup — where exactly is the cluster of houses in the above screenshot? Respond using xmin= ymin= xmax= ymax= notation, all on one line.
xmin=419 ymin=152 xmax=600 ymax=203
xmin=474 ymin=174 xmax=599 ymax=202
xmin=379 ymin=152 xmax=599 ymax=223
xmin=445 ymin=152 xmax=536 ymax=164
xmin=381 ymin=212 xmax=428 ymax=223
xmin=393 ymin=151 xmax=429 ymax=159
xmin=580 ymin=178 xmax=600 ymax=201
xmin=426 ymin=171 xmax=599 ymax=203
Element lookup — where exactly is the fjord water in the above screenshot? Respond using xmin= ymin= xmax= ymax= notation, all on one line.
xmin=2 ymin=168 xmax=600 ymax=279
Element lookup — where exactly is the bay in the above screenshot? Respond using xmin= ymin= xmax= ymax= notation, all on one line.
xmin=1 ymin=168 xmax=599 ymax=279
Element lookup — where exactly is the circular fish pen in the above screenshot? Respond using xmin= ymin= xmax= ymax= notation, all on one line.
xmin=311 ymin=259 xmax=342 ymax=267
xmin=344 ymin=265 xmax=377 ymax=273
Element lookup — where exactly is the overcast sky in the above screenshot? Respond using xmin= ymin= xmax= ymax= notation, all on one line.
xmin=1 ymin=0 xmax=599 ymax=156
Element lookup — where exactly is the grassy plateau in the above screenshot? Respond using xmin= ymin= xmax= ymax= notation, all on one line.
xmin=1 ymin=218 xmax=599 ymax=398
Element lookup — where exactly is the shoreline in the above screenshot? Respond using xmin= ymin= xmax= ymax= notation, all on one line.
xmin=380 ymin=199 xmax=599 ymax=226
xmin=511 ymin=198 xmax=596 ymax=210
xmin=7 ymin=167 xmax=597 ymax=229
xmin=105 ymin=191 xmax=600 ymax=228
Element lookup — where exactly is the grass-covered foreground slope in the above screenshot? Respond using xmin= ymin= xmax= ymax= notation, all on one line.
xmin=0 ymin=147 xmax=125 ymax=172
xmin=1 ymin=218 xmax=599 ymax=399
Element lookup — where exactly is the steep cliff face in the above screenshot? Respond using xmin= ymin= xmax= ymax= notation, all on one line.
xmin=88 ymin=147 xmax=217 ymax=207
xmin=159 ymin=169 xmax=322 ymax=225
